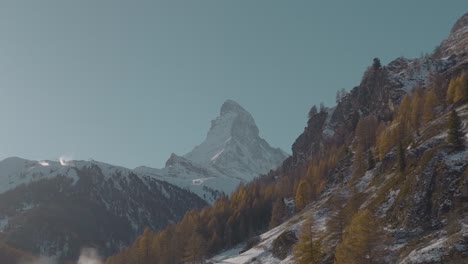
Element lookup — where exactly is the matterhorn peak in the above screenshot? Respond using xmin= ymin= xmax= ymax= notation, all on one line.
xmin=182 ymin=100 xmax=287 ymax=181
xmin=220 ymin=99 xmax=249 ymax=116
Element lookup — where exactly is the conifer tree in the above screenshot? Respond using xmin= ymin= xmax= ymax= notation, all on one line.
xmin=293 ymin=216 xmax=323 ymax=264
xmin=183 ymin=232 xmax=207 ymax=264
xmin=446 ymin=77 xmax=457 ymax=104
xmin=447 ymin=110 xmax=464 ymax=149
xmin=270 ymin=198 xmax=287 ymax=228
xmin=410 ymin=87 xmax=424 ymax=135
xmin=352 ymin=146 xmax=366 ymax=178
xmin=397 ymin=94 xmax=411 ymax=140
xmin=397 ymin=142 xmax=406 ymax=173
xmin=447 ymin=71 xmax=468 ymax=104
xmin=295 ymin=180 xmax=311 ymax=211
xmin=367 ymin=149 xmax=375 ymax=170
xmin=308 ymin=105 xmax=318 ymax=119
xmin=454 ymin=71 xmax=467 ymax=102
xmin=422 ymin=89 xmax=438 ymax=124
xmin=333 ymin=209 xmax=383 ymax=264
xmin=376 ymin=128 xmax=393 ymax=160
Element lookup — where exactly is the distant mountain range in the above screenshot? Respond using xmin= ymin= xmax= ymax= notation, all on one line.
xmin=0 ymin=100 xmax=286 ymax=261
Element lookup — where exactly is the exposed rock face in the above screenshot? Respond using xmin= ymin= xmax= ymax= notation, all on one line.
xmin=184 ymin=100 xmax=287 ymax=180
xmin=437 ymin=12 xmax=468 ymax=57
xmin=136 ymin=100 xmax=287 ymax=202
xmin=284 ymin=13 xmax=468 ymax=169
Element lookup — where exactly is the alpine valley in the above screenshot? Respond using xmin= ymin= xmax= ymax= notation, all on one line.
xmin=1 ymin=9 xmax=468 ymax=264
xmin=106 ymin=12 xmax=468 ymax=264
xmin=0 ymin=101 xmax=286 ymax=262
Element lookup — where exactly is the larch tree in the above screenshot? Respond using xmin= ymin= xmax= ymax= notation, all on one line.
xmin=396 ymin=94 xmax=412 ymax=141
xmin=352 ymin=146 xmax=366 ymax=178
xmin=295 ymin=180 xmax=311 ymax=211
xmin=333 ymin=209 xmax=383 ymax=264
xmin=269 ymin=198 xmax=287 ymax=228
xmin=293 ymin=215 xmax=323 ymax=264
xmin=446 ymin=77 xmax=457 ymax=104
xmin=183 ymin=231 xmax=207 ymax=264
xmin=447 ymin=71 xmax=468 ymax=104
xmin=422 ymin=89 xmax=438 ymax=124
xmin=410 ymin=87 xmax=424 ymax=135
xmin=447 ymin=110 xmax=465 ymax=149
xmin=453 ymin=71 xmax=467 ymax=102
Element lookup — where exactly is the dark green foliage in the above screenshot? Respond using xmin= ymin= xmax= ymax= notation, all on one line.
xmin=447 ymin=110 xmax=464 ymax=149
xmin=372 ymin=57 xmax=381 ymax=70
xmin=241 ymin=236 xmax=261 ymax=253
xmin=308 ymin=105 xmax=318 ymax=119
xmin=270 ymin=198 xmax=287 ymax=228
xmin=397 ymin=142 xmax=406 ymax=172
xmin=367 ymin=149 xmax=376 ymax=170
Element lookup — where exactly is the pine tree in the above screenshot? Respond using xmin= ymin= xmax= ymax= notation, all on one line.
xmin=367 ymin=149 xmax=375 ymax=170
xmin=308 ymin=105 xmax=318 ymax=119
xmin=293 ymin=216 xmax=323 ymax=264
xmin=447 ymin=110 xmax=464 ymax=149
xmin=397 ymin=142 xmax=406 ymax=173
xmin=372 ymin=58 xmax=381 ymax=70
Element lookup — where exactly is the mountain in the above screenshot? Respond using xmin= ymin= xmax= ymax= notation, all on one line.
xmin=135 ymin=100 xmax=287 ymax=203
xmin=210 ymin=13 xmax=468 ymax=263
xmin=0 ymin=99 xmax=286 ymax=260
xmin=284 ymin=13 xmax=468 ymax=170
xmin=0 ymin=157 xmax=206 ymax=261
xmin=106 ymin=12 xmax=468 ymax=264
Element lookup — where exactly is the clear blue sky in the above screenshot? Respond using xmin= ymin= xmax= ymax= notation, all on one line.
xmin=0 ymin=1 xmax=466 ymax=168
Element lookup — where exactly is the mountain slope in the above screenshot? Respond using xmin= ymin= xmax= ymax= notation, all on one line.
xmin=209 ymin=103 xmax=468 ymax=264
xmin=105 ymin=12 xmax=468 ymax=264
xmin=0 ymin=158 xmax=206 ymax=261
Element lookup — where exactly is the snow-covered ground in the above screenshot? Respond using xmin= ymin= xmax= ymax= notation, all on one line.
xmin=209 ymin=199 xmax=329 ymax=264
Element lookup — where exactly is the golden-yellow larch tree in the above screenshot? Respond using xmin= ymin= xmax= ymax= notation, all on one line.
xmin=293 ymin=215 xmax=323 ymax=264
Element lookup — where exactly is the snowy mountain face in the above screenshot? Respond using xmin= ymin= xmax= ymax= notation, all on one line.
xmin=285 ymin=13 xmax=468 ymax=169
xmin=209 ymin=14 xmax=468 ymax=264
xmin=185 ymin=100 xmax=287 ymax=180
xmin=135 ymin=100 xmax=287 ymax=203
xmin=0 ymin=157 xmax=206 ymax=260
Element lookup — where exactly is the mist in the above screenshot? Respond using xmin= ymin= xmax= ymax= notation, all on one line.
xmin=19 ymin=248 xmax=102 ymax=264
xmin=77 ymin=248 xmax=103 ymax=264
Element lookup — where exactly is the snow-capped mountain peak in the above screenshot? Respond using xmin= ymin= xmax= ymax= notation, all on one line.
xmin=136 ymin=100 xmax=287 ymax=202
xmin=184 ymin=99 xmax=280 ymax=166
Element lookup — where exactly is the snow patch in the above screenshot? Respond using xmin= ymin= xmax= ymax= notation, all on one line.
xmin=211 ymin=148 xmax=225 ymax=162
xmin=0 ymin=217 xmax=8 ymax=232
xmin=38 ymin=161 xmax=50 ymax=166
xmin=400 ymin=236 xmax=448 ymax=264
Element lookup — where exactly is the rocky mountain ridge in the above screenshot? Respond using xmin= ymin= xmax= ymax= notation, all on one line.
xmin=136 ymin=100 xmax=287 ymax=203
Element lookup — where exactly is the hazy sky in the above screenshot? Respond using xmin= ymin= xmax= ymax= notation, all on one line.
xmin=0 ymin=1 xmax=466 ymax=168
